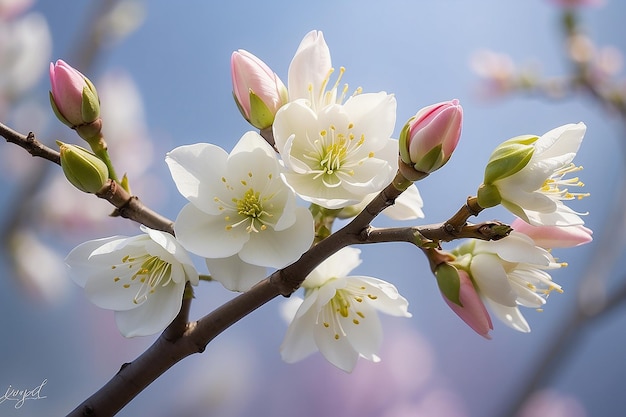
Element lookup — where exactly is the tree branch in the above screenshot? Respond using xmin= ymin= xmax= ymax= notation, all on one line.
xmin=0 ymin=122 xmax=175 ymax=235
xmin=0 ymin=122 xmax=61 ymax=164
xmin=2 ymin=119 xmax=511 ymax=415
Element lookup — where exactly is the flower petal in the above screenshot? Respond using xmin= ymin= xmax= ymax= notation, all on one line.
xmin=280 ymin=301 xmax=320 ymax=363
xmin=166 ymin=143 xmax=228 ymax=213
xmin=470 ymin=253 xmax=518 ymax=307
xmin=205 ymin=255 xmax=268 ymax=292
xmin=65 ymin=236 xmax=127 ymax=287
xmin=175 ymin=203 xmax=249 ymax=258
xmin=114 ymin=278 xmax=185 ymax=337
xmin=288 ymin=30 xmax=332 ymax=104
xmin=238 ymin=206 xmax=313 ymax=268
xmin=484 ymin=299 xmax=531 ymax=332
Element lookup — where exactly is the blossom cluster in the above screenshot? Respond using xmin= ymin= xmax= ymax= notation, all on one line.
xmin=56 ymin=30 xmax=591 ymax=372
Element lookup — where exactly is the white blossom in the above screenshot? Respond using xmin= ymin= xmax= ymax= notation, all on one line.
xmin=273 ymin=30 xmax=398 ymax=209
xmin=453 ymin=231 xmax=563 ymax=332
xmin=166 ymin=131 xmax=314 ymax=291
xmin=65 ymin=226 xmax=199 ymax=337
xmin=495 ymin=123 xmax=588 ymax=226
xmin=280 ymin=247 xmax=411 ymax=372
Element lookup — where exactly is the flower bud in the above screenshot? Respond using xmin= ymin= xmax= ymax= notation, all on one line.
xmin=57 ymin=141 xmax=109 ymax=194
xmin=511 ymin=218 xmax=592 ymax=248
xmin=398 ymin=99 xmax=463 ymax=178
xmin=231 ymin=50 xmax=288 ymax=130
xmin=477 ymin=135 xmax=537 ymax=209
xmin=441 ymin=269 xmax=493 ymax=339
xmin=435 ymin=262 xmax=462 ymax=306
xmin=482 ymin=135 xmax=537 ymax=184
xmin=49 ymin=59 xmax=100 ymax=128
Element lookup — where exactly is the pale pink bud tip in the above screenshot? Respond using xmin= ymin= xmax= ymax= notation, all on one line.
xmin=443 ymin=270 xmax=493 ymax=339
xmin=49 ymin=59 xmax=99 ymax=127
xmin=511 ymin=218 xmax=593 ymax=249
xmin=399 ymin=99 xmax=463 ymax=174
xmin=231 ymin=50 xmax=287 ymax=129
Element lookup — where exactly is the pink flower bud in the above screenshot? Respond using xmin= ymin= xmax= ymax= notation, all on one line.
xmin=511 ymin=218 xmax=593 ymax=248
xmin=442 ymin=270 xmax=493 ymax=339
xmin=231 ymin=50 xmax=288 ymax=130
xmin=49 ymin=59 xmax=100 ymax=127
xmin=399 ymin=99 xmax=463 ymax=177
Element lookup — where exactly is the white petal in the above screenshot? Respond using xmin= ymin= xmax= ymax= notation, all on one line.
xmin=338 ymin=302 xmax=383 ymax=361
xmin=382 ymin=183 xmax=425 ymax=220
xmin=343 ymin=92 xmax=397 ymax=143
xmin=280 ymin=302 xmax=320 ymax=363
xmin=534 ymin=122 xmax=585 ymax=160
xmin=350 ymin=276 xmax=412 ymax=318
xmin=175 ymin=203 xmax=249 ymax=258
xmin=303 ymin=247 xmax=362 ymax=288
xmin=205 ymin=256 xmax=267 ymax=292
xmin=165 ymin=143 xmax=228 ymax=213
xmin=65 ymin=236 xmax=127 ymax=287
xmin=314 ymin=304 xmax=360 ymax=372
xmin=470 ymin=254 xmax=518 ymax=307
xmin=279 ymin=296 xmax=304 ymax=323
xmin=114 ymin=279 xmax=186 ymax=337
xmin=83 ymin=267 xmax=143 ymax=311
xmin=140 ymin=226 xmax=197 ymax=275
xmin=288 ymin=30 xmax=332 ymax=103
xmin=484 ymin=299 xmax=531 ymax=332
xmin=238 ymin=206 xmax=313 ymax=268
xmin=475 ymin=232 xmax=552 ymax=266
xmin=525 ymin=202 xmax=585 ymax=227
xmin=273 ymin=100 xmax=318 ymax=156
xmin=230 ymin=131 xmax=276 ymax=158
xmin=281 ymin=171 xmax=358 ymax=208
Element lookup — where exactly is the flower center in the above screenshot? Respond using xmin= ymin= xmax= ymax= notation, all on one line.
xmin=318 ymin=283 xmax=378 ymax=341
xmin=214 ymin=173 xmax=278 ymax=234
xmin=304 ymin=123 xmax=372 ymax=187
xmin=111 ymin=254 xmax=173 ymax=305
xmin=541 ymin=163 xmax=589 ymax=201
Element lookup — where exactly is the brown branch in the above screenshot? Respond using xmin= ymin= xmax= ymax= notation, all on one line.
xmin=0 ymin=122 xmax=175 ymax=235
xmin=3 ymin=118 xmax=509 ymax=415
xmin=364 ymin=220 xmax=512 ymax=246
xmin=66 ymin=178 xmax=504 ymax=416
xmin=95 ymin=180 xmax=174 ymax=235
xmin=0 ymin=122 xmax=61 ymax=164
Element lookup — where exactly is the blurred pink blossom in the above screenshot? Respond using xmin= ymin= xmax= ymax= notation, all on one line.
xmin=548 ymin=0 xmax=604 ymax=7
xmin=0 ymin=0 xmax=34 ymax=20
xmin=519 ymin=389 xmax=587 ymax=417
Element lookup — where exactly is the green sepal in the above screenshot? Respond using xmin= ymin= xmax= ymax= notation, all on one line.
xmin=476 ymin=183 xmax=502 ymax=208
xmin=81 ymin=83 xmax=100 ymax=124
xmin=398 ymin=117 xmax=414 ymax=164
xmin=435 ymin=263 xmax=462 ymax=307
xmin=414 ymin=143 xmax=444 ymax=173
xmin=483 ymin=135 xmax=537 ymax=184
xmin=120 ymin=173 xmax=131 ymax=193
xmin=57 ymin=140 xmax=109 ymax=194
xmin=248 ymin=90 xmax=274 ymax=130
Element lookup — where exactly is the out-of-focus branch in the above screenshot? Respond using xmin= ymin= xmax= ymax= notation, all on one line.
xmin=0 ymin=122 xmax=175 ymax=234
xmin=495 ymin=8 xmax=626 ymax=417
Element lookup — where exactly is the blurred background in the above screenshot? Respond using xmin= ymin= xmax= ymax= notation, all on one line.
xmin=1 ymin=0 xmax=625 ymax=416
